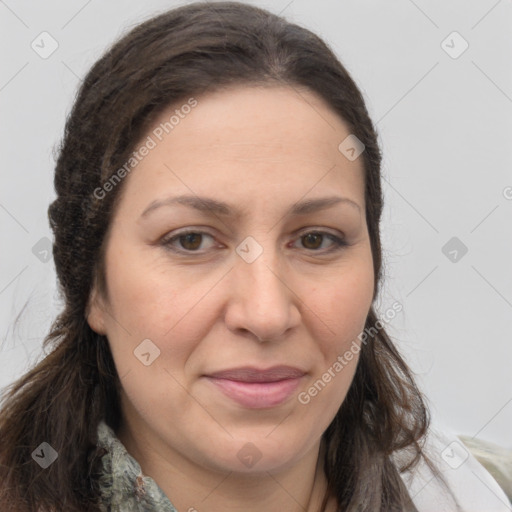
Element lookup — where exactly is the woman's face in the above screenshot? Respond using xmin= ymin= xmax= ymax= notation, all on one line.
xmin=88 ymin=85 xmax=374 ymax=474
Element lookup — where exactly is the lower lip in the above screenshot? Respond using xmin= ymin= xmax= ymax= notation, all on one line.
xmin=205 ymin=376 xmax=303 ymax=409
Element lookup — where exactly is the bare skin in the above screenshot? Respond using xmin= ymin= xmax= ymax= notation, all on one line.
xmin=88 ymin=85 xmax=374 ymax=512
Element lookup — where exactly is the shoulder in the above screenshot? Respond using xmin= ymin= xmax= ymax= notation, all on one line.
xmin=400 ymin=428 xmax=511 ymax=512
xmin=458 ymin=434 xmax=512 ymax=502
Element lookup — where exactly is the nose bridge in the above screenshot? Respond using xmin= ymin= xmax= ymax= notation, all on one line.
xmin=228 ymin=234 xmax=298 ymax=340
xmin=238 ymin=237 xmax=287 ymax=307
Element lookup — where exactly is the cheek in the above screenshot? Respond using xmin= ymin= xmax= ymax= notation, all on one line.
xmin=297 ymin=265 xmax=373 ymax=424
xmin=104 ymin=265 xmax=211 ymax=418
xmin=312 ymin=258 xmax=374 ymax=354
xmin=103 ymin=247 xmax=229 ymax=386
xmin=105 ymin=240 xmax=191 ymax=334
xmin=334 ymin=276 xmax=373 ymax=338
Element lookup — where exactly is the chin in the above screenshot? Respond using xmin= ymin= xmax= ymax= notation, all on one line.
xmin=195 ymin=430 xmax=315 ymax=475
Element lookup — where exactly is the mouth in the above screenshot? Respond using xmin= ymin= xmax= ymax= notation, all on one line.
xmin=204 ymin=366 xmax=306 ymax=409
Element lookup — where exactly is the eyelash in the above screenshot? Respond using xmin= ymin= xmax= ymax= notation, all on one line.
xmin=160 ymin=229 xmax=348 ymax=255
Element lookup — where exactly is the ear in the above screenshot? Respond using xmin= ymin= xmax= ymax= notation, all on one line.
xmin=86 ymin=285 xmax=107 ymax=335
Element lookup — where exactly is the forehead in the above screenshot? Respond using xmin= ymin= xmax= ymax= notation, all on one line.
xmin=117 ymin=85 xmax=365 ymax=216
xmin=150 ymin=85 xmax=352 ymax=160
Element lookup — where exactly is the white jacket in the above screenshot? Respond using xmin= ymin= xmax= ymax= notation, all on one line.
xmin=401 ymin=427 xmax=511 ymax=511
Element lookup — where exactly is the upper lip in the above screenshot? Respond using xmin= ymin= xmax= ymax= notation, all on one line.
xmin=206 ymin=365 xmax=306 ymax=383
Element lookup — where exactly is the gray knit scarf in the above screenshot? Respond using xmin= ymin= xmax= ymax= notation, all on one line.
xmin=96 ymin=420 xmax=177 ymax=512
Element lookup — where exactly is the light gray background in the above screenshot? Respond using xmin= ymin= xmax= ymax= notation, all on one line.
xmin=1 ymin=0 xmax=511 ymax=446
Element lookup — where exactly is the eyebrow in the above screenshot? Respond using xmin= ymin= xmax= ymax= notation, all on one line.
xmin=139 ymin=194 xmax=361 ymax=219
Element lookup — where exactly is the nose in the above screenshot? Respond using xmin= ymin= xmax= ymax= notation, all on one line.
xmin=223 ymin=244 xmax=301 ymax=343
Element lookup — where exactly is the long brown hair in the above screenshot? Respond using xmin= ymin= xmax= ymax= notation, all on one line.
xmin=0 ymin=2 xmax=435 ymax=510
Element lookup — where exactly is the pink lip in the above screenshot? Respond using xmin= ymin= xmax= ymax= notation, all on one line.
xmin=204 ymin=366 xmax=306 ymax=409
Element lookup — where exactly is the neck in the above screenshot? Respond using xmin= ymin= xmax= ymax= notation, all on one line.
xmin=117 ymin=422 xmax=335 ymax=512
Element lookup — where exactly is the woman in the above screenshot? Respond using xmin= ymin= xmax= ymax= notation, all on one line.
xmin=0 ymin=2 xmax=509 ymax=511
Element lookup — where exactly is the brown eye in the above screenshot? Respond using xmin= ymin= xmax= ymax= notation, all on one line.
xmin=161 ymin=230 xmax=217 ymax=253
xmin=301 ymin=232 xmax=323 ymax=249
xmin=179 ymin=232 xmax=203 ymax=250
xmin=292 ymin=230 xmax=347 ymax=253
